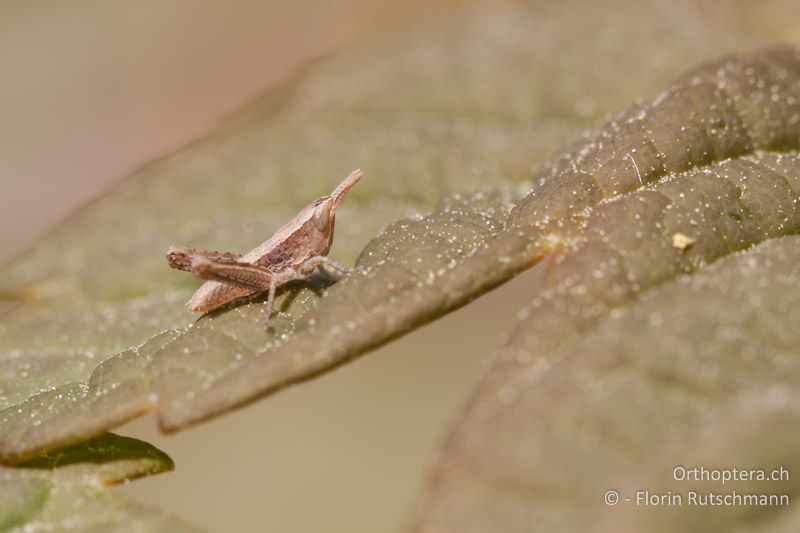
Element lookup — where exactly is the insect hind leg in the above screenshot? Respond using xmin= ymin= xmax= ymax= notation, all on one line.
xmin=167 ymin=246 xmax=242 ymax=272
xmin=190 ymin=258 xmax=277 ymax=291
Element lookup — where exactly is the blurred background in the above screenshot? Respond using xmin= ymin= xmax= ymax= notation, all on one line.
xmin=1 ymin=1 xmax=532 ymax=532
xmin=0 ymin=0 xmax=459 ymax=265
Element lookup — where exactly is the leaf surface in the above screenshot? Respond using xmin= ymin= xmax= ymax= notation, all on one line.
xmin=411 ymin=46 xmax=800 ymax=532
xmin=0 ymin=433 xmax=197 ymax=532
xmin=1 ymin=0 xmax=799 ymax=468
xmin=414 ymin=233 xmax=800 ymax=532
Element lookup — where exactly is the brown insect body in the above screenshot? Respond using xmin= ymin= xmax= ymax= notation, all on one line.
xmin=168 ymin=169 xmax=363 ymax=327
xmin=248 ymin=198 xmax=337 ymax=270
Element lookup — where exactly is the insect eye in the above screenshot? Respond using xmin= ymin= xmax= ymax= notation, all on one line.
xmin=314 ymin=202 xmax=331 ymax=230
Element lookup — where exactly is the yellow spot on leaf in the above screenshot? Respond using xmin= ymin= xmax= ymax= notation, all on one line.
xmin=672 ymin=232 xmax=696 ymax=250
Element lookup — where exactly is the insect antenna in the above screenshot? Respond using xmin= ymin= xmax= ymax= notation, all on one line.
xmin=331 ymin=169 xmax=364 ymax=206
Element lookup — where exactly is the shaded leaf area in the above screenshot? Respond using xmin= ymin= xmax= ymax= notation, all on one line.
xmin=1 ymin=433 xmax=197 ymax=532
xmin=407 ymin=44 xmax=800 ymax=533
xmin=414 ymin=234 xmax=800 ymax=533
xmin=408 ymin=45 xmax=800 ymax=523
xmin=13 ymin=432 xmax=173 ymax=483
xmin=4 ymin=40 xmax=800 ymax=461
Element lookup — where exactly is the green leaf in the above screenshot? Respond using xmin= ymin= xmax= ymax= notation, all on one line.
xmin=0 ymin=433 xmax=198 ymax=532
xmin=413 ymin=235 xmax=800 ymax=533
xmin=0 ymin=0 xmax=796 ymax=474
xmin=410 ymin=48 xmax=800 ymax=533
xmin=162 ymin=46 xmax=800 ymax=434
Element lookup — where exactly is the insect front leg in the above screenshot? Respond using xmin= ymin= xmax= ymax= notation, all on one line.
xmin=263 ymin=268 xmax=296 ymax=331
xmin=299 ymin=256 xmax=366 ymax=279
xmin=167 ymin=246 xmax=242 ymax=272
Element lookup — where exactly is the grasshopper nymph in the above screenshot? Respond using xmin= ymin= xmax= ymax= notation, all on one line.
xmin=167 ymin=169 xmax=364 ymax=330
